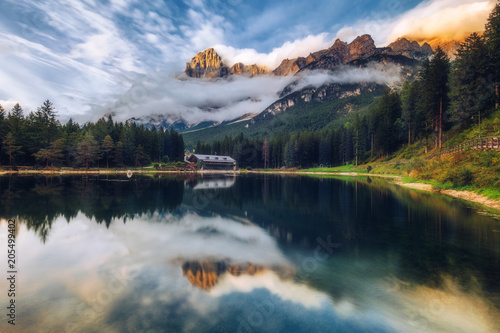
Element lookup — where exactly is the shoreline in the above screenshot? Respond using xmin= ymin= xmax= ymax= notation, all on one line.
xmin=1 ymin=168 xmax=499 ymax=211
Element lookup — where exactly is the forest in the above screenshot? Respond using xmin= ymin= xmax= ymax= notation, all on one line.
xmin=0 ymin=101 xmax=185 ymax=168
xmin=195 ymin=3 xmax=500 ymax=170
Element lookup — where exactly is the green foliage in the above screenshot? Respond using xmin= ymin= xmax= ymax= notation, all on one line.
xmin=0 ymin=102 xmax=185 ymax=168
xmin=450 ymin=33 xmax=494 ymax=124
xmin=443 ymin=166 xmax=474 ymax=187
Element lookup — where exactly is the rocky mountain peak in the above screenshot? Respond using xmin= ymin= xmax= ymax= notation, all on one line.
xmin=185 ymin=48 xmax=269 ymax=78
xmin=185 ymin=48 xmax=228 ymax=78
xmin=387 ymin=37 xmax=434 ymax=60
xmin=230 ymin=63 xmax=269 ymax=77
xmin=348 ymin=34 xmax=376 ymax=59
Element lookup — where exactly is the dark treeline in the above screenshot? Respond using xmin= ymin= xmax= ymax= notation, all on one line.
xmin=0 ymin=100 xmax=185 ymax=168
xmin=196 ymin=3 xmax=500 ymax=169
xmin=0 ymin=175 xmax=185 ymax=242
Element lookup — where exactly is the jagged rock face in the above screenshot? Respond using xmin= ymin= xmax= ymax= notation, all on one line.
xmin=349 ymin=34 xmax=377 ymax=59
xmin=272 ymin=57 xmax=311 ymax=76
xmin=185 ymin=48 xmax=268 ymax=78
xmin=185 ymin=48 xmax=229 ymax=78
xmin=274 ymin=34 xmax=435 ymax=76
xmin=230 ymin=63 xmax=269 ymax=77
xmin=251 ymin=82 xmax=382 ymax=125
xmin=387 ymin=37 xmax=434 ymax=60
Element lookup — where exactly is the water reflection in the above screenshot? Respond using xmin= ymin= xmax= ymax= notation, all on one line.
xmin=181 ymin=260 xmax=266 ymax=290
xmin=190 ymin=175 xmax=236 ymax=190
xmin=0 ymin=174 xmax=499 ymax=332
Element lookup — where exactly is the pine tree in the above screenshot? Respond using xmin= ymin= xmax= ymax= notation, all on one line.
xmin=101 ymin=135 xmax=115 ymax=168
xmin=430 ymin=47 xmax=450 ymax=149
xmin=484 ymin=1 xmax=500 ymax=107
xmin=262 ymin=139 xmax=270 ymax=168
xmin=33 ymin=138 xmax=66 ymax=167
xmin=401 ymin=81 xmax=415 ymax=145
xmin=135 ymin=144 xmax=150 ymax=166
xmin=3 ymin=133 xmax=22 ymax=166
xmin=37 ymin=100 xmax=59 ymax=147
xmin=76 ymin=133 xmax=99 ymax=169
xmin=0 ymin=104 xmax=5 ymax=164
xmin=8 ymin=103 xmax=24 ymax=137
xmin=114 ymin=141 xmax=124 ymax=167
xmin=450 ymin=33 xmax=492 ymax=124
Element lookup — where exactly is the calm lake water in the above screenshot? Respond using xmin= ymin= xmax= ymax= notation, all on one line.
xmin=1 ymin=174 xmax=499 ymax=333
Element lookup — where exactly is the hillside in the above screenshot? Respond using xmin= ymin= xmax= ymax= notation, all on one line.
xmin=182 ymin=83 xmax=384 ymax=147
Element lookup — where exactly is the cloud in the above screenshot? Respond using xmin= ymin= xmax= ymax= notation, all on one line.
xmin=334 ymin=0 xmax=495 ymax=46
xmin=211 ymin=271 xmax=330 ymax=308
xmin=213 ymin=33 xmax=334 ymax=69
xmin=293 ymin=63 xmax=403 ymax=91
xmin=96 ymin=62 xmax=405 ymax=126
xmin=387 ymin=0 xmax=496 ymax=43
xmin=0 ymin=99 xmax=20 ymax=111
xmin=94 ymin=71 xmax=296 ymax=124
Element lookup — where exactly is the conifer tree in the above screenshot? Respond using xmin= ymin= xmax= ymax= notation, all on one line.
xmin=484 ymin=1 xmax=500 ymax=107
xmin=101 ymin=135 xmax=115 ymax=168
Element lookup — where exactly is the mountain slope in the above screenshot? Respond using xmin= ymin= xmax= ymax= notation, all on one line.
xmin=182 ymin=82 xmax=384 ymax=146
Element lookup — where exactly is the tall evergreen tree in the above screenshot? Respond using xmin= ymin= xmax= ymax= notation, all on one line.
xmin=450 ymin=33 xmax=492 ymax=124
xmin=101 ymin=135 xmax=115 ymax=168
xmin=484 ymin=1 xmax=500 ymax=107
xmin=429 ymin=47 xmax=450 ymax=149
xmin=262 ymin=139 xmax=270 ymax=168
xmin=76 ymin=133 xmax=99 ymax=169
xmin=2 ymin=133 xmax=22 ymax=166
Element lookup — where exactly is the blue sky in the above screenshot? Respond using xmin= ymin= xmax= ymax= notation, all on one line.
xmin=0 ymin=0 xmax=495 ymax=123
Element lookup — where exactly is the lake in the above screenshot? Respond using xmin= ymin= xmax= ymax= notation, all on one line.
xmin=0 ymin=174 xmax=499 ymax=333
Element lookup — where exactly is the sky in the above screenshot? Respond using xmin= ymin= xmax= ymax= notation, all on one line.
xmin=0 ymin=0 xmax=495 ymax=124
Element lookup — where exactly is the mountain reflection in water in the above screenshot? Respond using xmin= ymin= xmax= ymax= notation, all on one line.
xmin=0 ymin=174 xmax=499 ymax=333
xmin=181 ymin=260 xmax=266 ymax=290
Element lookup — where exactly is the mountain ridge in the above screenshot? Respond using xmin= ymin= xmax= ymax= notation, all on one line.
xmin=185 ymin=34 xmax=437 ymax=79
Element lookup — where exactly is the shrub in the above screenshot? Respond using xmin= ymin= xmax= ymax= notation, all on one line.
xmin=445 ymin=166 xmax=474 ymax=187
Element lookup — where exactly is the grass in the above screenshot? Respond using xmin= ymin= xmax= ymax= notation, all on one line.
xmin=302 ymin=164 xmax=364 ymax=173
xmin=381 ymin=149 xmax=500 ymax=200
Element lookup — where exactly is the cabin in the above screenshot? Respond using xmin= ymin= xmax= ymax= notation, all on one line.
xmin=187 ymin=154 xmax=236 ymax=171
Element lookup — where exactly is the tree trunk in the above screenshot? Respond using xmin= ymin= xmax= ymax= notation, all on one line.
xmin=408 ymin=126 xmax=411 ymax=146
xmin=439 ymin=98 xmax=443 ymax=150
xmin=496 ymin=83 xmax=499 ymax=109
xmin=425 ymin=135 xmax=428 ymax=154
xmin=355 ymin=129 xmax=358 ymax=167
xmin=370 ymin=133 xmax=373 ymax=159
xmin=434 ymin=117 xmax=438 ymax=150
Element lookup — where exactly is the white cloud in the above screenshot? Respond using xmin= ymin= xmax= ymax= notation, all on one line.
xmin=214 ymin=33 xmax=334 ymax=69
xmin=95 ymin=72 xmax=296 ymax=124
xmin=387 ymin=0 xmax=496 ymax=43
xmin=0 ymin=99 xmax=20 ymax=111
xmin=294 ymin=63 xmax=403 ymax=91
xmin=334 ymin=0 xmax=495 ymax=46
xmin=97 ymin=62 xmax=405 ymax=125
xmin=181 ymin=9 xmax=228 ymax=52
